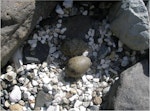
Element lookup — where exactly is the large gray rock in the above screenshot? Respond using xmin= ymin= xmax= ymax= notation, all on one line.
xmin=105 ymin=59 xmax=149 ymax=110
xmin=1 ymin=0 xmax=56 ymax=67
xmin=108 ymin=0 xmax=150 ymax=51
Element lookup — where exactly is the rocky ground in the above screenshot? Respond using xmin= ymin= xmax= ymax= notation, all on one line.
xmin=1 ymin=1 xmax=149 ymax=111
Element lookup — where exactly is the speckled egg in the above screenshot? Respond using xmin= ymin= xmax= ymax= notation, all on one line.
xmin=65 ymin=56 xmax=92 ymax=78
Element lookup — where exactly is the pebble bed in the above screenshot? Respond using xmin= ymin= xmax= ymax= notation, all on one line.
xmin=0 ymin=1 xmax=146 ymax=111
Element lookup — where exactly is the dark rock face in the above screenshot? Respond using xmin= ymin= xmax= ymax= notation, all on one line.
xmin=104 ymin=59 xmax=149 ymax=110
xmin=108 ymin=0 xmax=149 ymax=51
xmin=1 ymin=0 xmax=56 ymax=67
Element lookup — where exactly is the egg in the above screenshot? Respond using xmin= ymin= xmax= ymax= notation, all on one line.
xmin=65 ymin=56 xmax=92 ymax=78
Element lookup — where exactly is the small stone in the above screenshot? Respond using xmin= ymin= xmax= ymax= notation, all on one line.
xmin=9 ymin=104 xmax=23 ymax=111
xmin=42 ymin=76 xmax=51 ymax=84
xmin=60 ymin=27 xmax=67 ymax=34
xmin=88 ymin=105 xmax=99 ymax=110
xmin=56 ymin=23 xmax=62 ymax=28
xmin=86 ymin=75 xmax=93 ymax=80
xmin=79 ymin=106 xmax=86 ymax=111
xmin=47 ymin=105 xmax=58 ymax=111
xmin=23 ymin=91 xmax=31 ymax=99
xmin=4 ymin=100 xmax=10 ymax=108
xmin=56 ymin=5 xmax=64 ymax=15
xmin=50 ymin=47 xmax=57 ymax=53
xmin=70 ymin=88 xmax=77 ymax=94
xmin=32 ymin=80 xmax=38 ymax=86
xmin=51 ymin=78 xmax=58 ymax=84
xmin=82 ymin=10 xmax=88 ymax=15
xmin=9 ymin=85 xmax=21 ymax=102
xmin=30 ymin=103 xmax=35 ymax=109
xmin=93 ymin=78 xmax=99 ymax=82
xmin=93 ymin=96 xmax=102 ymax=105
xmin=4 ymin=71 xmax=17 ymax=82
xmin=62 ymin=97 xmax=70 ymax=105
xmin=82 ymin=102 xmax=90 ymax=107
xmin=35 ymin=91 xmax=52 ymax=108
xmin=74 ymin=100 xmax=82 ymax=108
xmin=18 ymin=100 xmax=25 ymax=106
xmin=6 ymin=65 xmax=14 ymax=72
xmin=103 ymin=86 xmax=110 ymax=94
xmin=82 ymin=50 xmax=89 ymax=56
xmin=63 ymin=0 xmax=73 ymax=8
xmin=69 ymin=94 xmax=79 ymax=101
xmin=100 ymin=81 xmax=108 ymax=88
xmin=69 ymin=108 xmax=80 ymax=111
xmin=82 ymin=75 xmax=88 ymax=83
xmin=121 ymin=56 xmax=129 ymax=67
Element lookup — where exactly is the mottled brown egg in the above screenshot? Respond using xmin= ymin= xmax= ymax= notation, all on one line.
xmin=65 ymin=56 xmax=92 ymax=78
xmin=61 ymin=38 xmax=88 ymax=57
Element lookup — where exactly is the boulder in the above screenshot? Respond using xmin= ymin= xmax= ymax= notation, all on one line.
xmin=1 ymin=0 xmax=57 ymax=67
xmin=104 ymin=59 xmax=149 ymax=110
xmin=108 ymin=0 xmax=150 ymax=51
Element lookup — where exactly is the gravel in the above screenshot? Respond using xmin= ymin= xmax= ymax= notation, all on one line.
xmin=0 ymin=1 xmax=143 ymax=111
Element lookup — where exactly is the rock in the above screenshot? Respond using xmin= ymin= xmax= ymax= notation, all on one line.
xmin=98 ymin=43 xmax=110 ymax=59
xmin=74 ymin=100 xmax=82 ymax=108
xmin=62 ymin=15 xmax=93 ymax=39
xmin=61 ymin=38 xmax=88 ymax=57
xmin=1 ymin=0 xmax=56 ymax=67
xmin=93 ymin=96 xmax=102 ymax=105
xmin=4 ymin=100 xmax=10 ymax=108
xmin=47 ymin=105 xmax=59 ymax=111
xmin=105 ymin=59 xmax=149 ymax=110
xmin=9 ymin=85 xmax=21 ymax=102
xmin=88 ymin=105 xmax=99 ymax=111
xmin=23 ymin=41 xmax=49 ymax=64
xmin=79 ymin=106 xmax=86 ymax=111
xmin=108 ymin=0 xmax=149 ymax=50
xmin=63 ymin=0 xmax=73 ymax=8
xmin=65 ymin=56 xmax=92 ymax=78
xmin=35 ymin=91 xmax=52 ymax=108
xmin=62 ymin=97 xmax=70 ymax=105
xmin=9 ymin=104 xmax=23 ymax=111
xmin=82 ymin=102 xmax=90 ymax=107
xmin=4 ymin=71 xmax=17 ymax=82
xmin=56 ymin=4 xmax=64 ymax=15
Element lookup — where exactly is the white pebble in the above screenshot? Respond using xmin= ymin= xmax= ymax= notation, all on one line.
xmin=82 ymin=50 xmax=89 ymax=56
xmin=56 ymin=5 xmax=64 ymax=15
xmin=86 ymin=75 xmax=93 ymax=80
xmin=82 ymin=75 xmax=88 ymax=83
xmin=60 ymin=27 xmax=67 ymax=34
xmin=82 ymin=10 xmax=88 ymax=15
xmin=63 ymin=0 xmax=73 ymax=8
xmin=42 ymin=76 xmax=51 ymax=84
xmin=50 ymin=47 xmax=57 ymax=53
xmin=100 ymin=81 xmax=108 ymax=88
xmin=118 ymin=40 xmax=123 ymax=47
xmin=93 ymin=78 xmax=99 ymax=82
xmin=74 ymin=100 xmax=82 ymax=108
xmin=23 ymin=91 xmax=31 ymax=99
xmin=79 ymin=106 xmax=86 ymax=111
xmin=103 ymin=86 xmax=110 ymax=94
xmin=53 ymin=32 xmax=58 ymax=37
xmin=30 ymin=103 xmax=35 ymax=109
xmin=56 ymin=23 xmax=62 ymax=28
xmin=69 ymin=94 xmax=79 ymax=101
xmin=58 ymin=19 xmax=62 ymax=23
xmin=32 ymin=80 xmax=38 ymax=86
xmin=9 ymin=85 xmax=21 ymax=102
xmin=51 ymin=78 xmax=58 ymax=84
